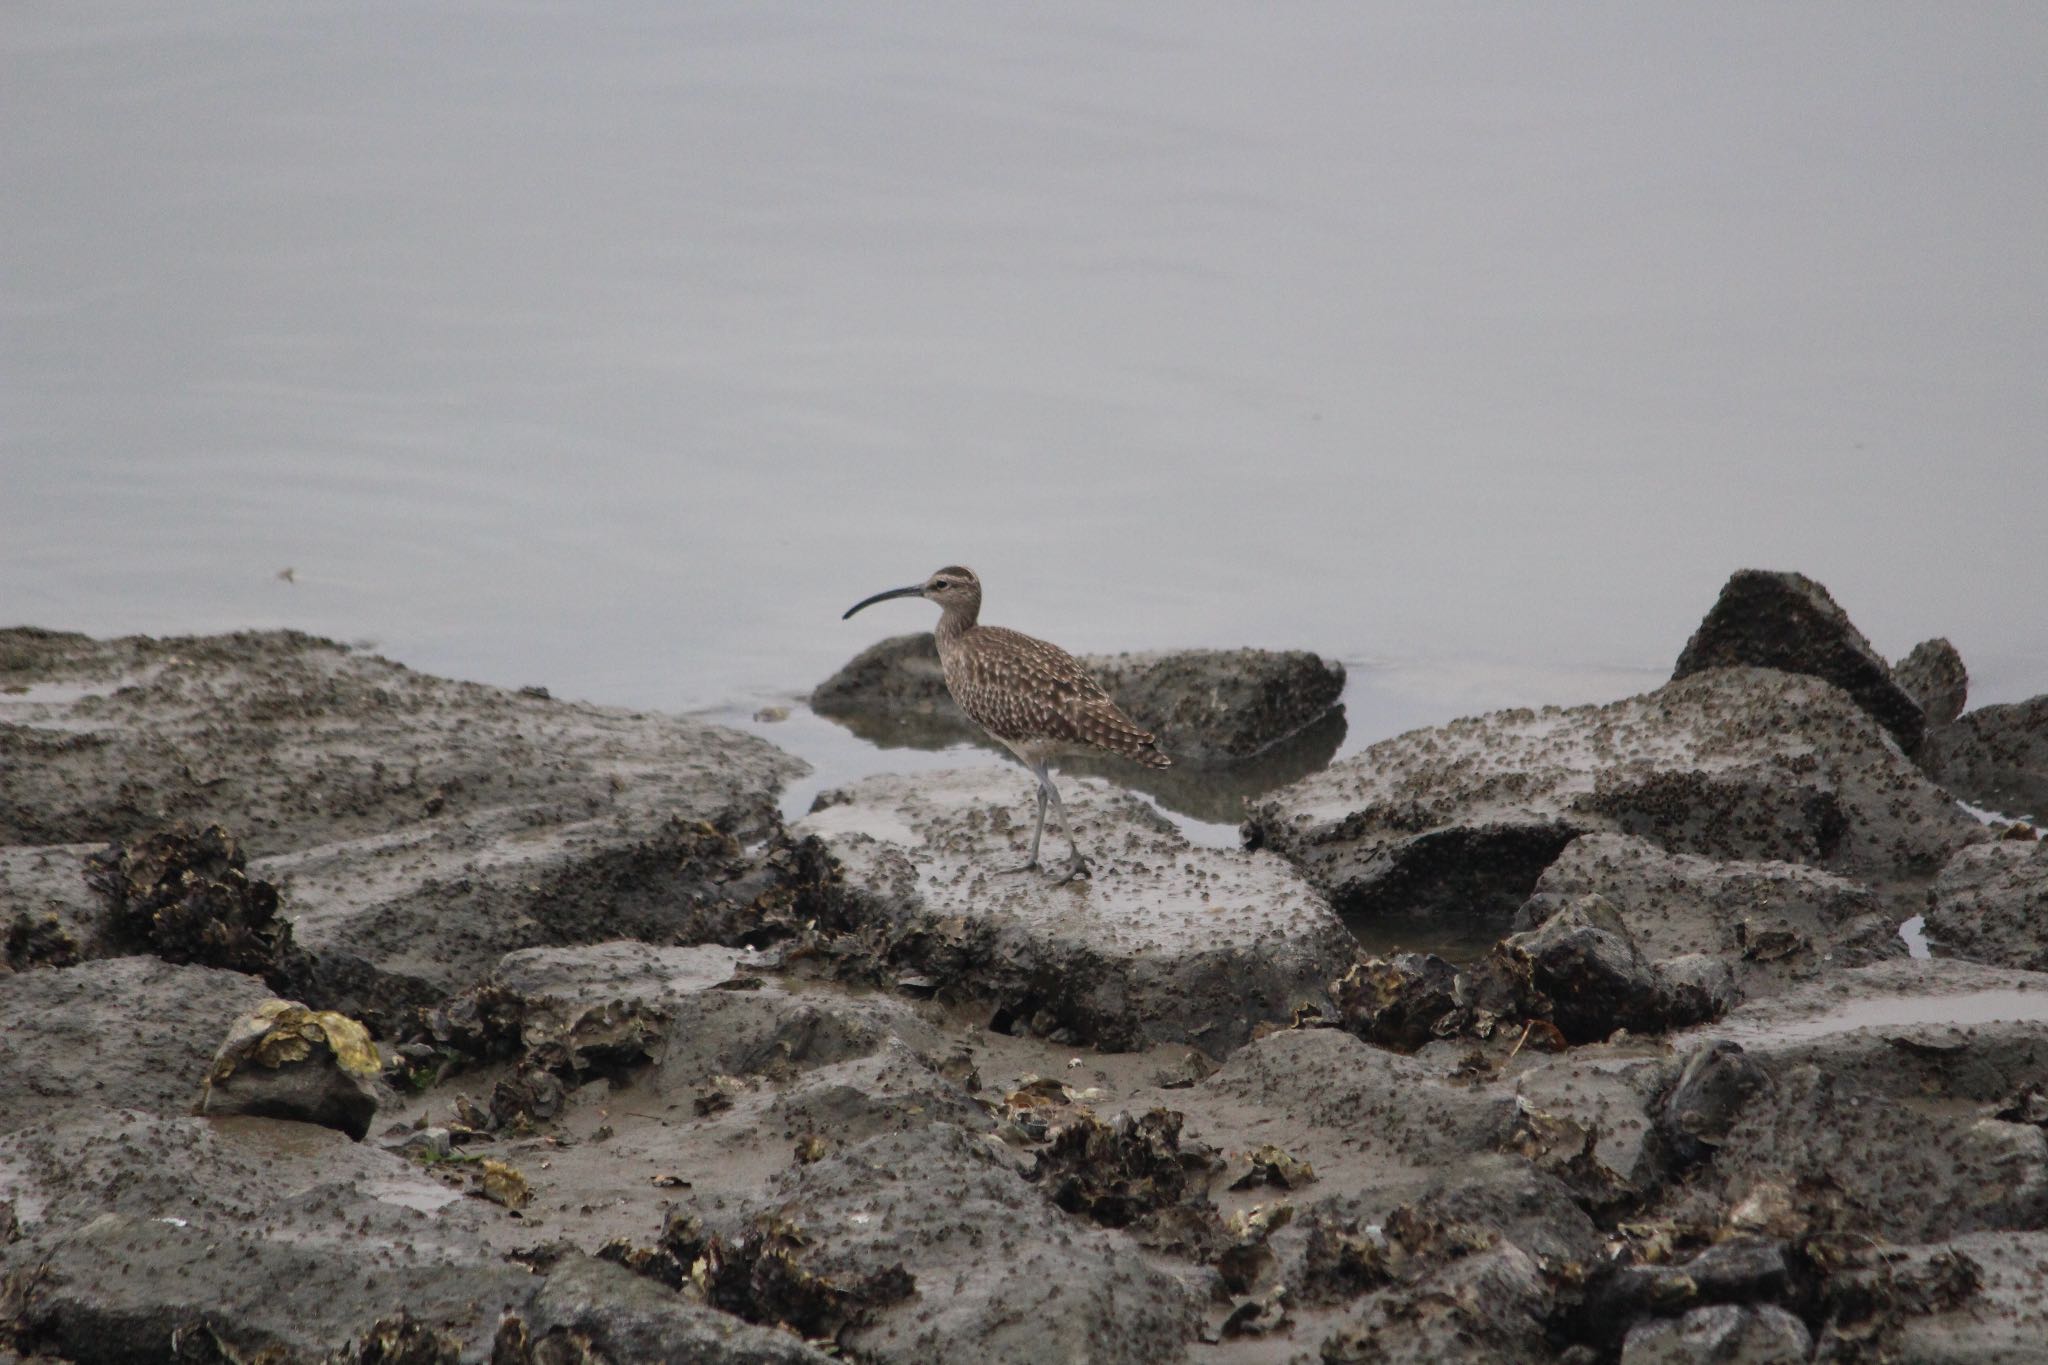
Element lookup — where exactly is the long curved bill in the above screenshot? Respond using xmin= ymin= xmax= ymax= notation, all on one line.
xmin=842 ymin=584 xmax=924 ymax=620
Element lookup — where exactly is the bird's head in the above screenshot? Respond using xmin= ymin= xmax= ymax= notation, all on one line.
xmin=844 ymin=565 xmax=981 ymax=620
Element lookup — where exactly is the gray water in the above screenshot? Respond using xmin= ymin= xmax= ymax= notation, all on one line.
xmin=8 ymin=4 xmax=2046 ymax=749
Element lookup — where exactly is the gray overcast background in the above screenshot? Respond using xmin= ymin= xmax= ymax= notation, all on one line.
xmin=6 ymin=3 xmax=2044 ymax=718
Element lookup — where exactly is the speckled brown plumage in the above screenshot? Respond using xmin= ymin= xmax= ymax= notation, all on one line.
xmin=841 ymin=564 xmax=1172 ymax=881
xmin=937 ymin=621 xmax=1171 ymax=767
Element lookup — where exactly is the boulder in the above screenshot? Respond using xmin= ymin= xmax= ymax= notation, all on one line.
xmin=196 ymin=998 xmax=384 ymax=1140
xmin=1671 ymin=569 xmax=1925 ymax=752
xmin=797 ymin=768 xmax=1356 ymax=1051
xmin=1921 ymin=694 xmax=2048 ymax=822
xmin=1620 ymin=1304 xmax=1811 ymax=1364
xmin=1501 ymin=894 xmax=1719 ymax=1042
xmin=0 ymin=627 xmax=806 ymax=1024
xmin=1894 ymin=637 xmax=1969 ymax=728
xmin=1531 ymin=832 xmax=1890 ymax=985
xmin=1247 ymin=668 xmax=1980 ymax=933
xmin=1666 ymin=959 xmax=2048 ymax=1242
xmin=1923 ymin=839 xmax=2048 ymax=972
xmin=1884 ymin=1232 xmax=2048 ymax=1362
xmin=729 ymin=1122 xmax=1200 ymax=1364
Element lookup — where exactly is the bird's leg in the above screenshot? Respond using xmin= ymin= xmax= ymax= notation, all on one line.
xmin=1042 ymin=774 xmax=1092 ymax=884
xmin=994 ymin=777 xmax=1049 ymax=875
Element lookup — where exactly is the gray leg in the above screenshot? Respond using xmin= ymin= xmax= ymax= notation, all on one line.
xmin=996 ymin=778 xmax=1050 ymax=875
xmin=1040 ymin=770 xmax=1091 ymax=883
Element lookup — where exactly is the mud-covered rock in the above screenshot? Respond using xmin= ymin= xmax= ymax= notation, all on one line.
xmin=1663 ymin=960 xmax=2048 ymax=1243
xmin=1316 ymin=1239 xmax=1554 ymax=1364
xmin=1086 ymin=648 xmax=1346 ymax=763
xmin=1672 ymin=568 xmax=1925 ymax=752
xmin=812 ymin=633 xmax=1345 ymax=764
xmin=0 ymin=628 xmax=806 ymax=1024
xmin=1657 ymin=1041 xmax=1771 ymax=1170
xmin=1198 ymin=1028 xmax=1515 ymax=1215
xmin=1895 ymin=637 xmax=1969 ymax=729
xmin=521 ymin=1253 xmax=837 ymax=1365
xmin=1880 ymin=1232 xmax=2048 ymax=1362
xmin=1247 ymin=668 xmax=1980 ymax=933
xmin=1921 ymin=694 xmax=2048 ymax=821
xmin=797 ymin=768 xmax=1355 ymax=1051
xmin=1923 ymin=840 xmax=2048 ymax=971
xmin=1533 ymin=833 xmax=1888 ymax=985
xmin=1620 ymin=1303 xmax=1810 ymax=1364
xmin=197 ymin=998 xmax=383 ymax=1139
xmin=0 ymin=846 xmax=100 ymax=969
xmin=0 ymin=956 xmax=275 ymax=1135
xmin=730 ymin=1123 xmax=1200 ymax=1364
xmin=1502 ymin=894 xmax=1721 ymax=1042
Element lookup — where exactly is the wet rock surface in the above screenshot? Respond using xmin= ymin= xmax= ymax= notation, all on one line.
xmin=1923 ymin=839 xmax=2048 ymax=971
xmin=1247 ymin=666 xmax=1980 ymax=936
xmin=1671 ymin=568 xmax=1926 ymax=752
xmin=811 ymin=631 xmax=1346 ymax=764
xmin=1922 ymin=693 xmax=2048 ymax=822
xmin=796 ymin=767 xmax=1356 ymax=1050
xmin=8 ymin=615 xmax=2048 ymax=1363
xmin=0 ymin=955 xmax=276 ymax=1134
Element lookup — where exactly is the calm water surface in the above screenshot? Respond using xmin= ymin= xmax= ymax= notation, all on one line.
xmin=7 ymin=5 xmax=2046 ymax=863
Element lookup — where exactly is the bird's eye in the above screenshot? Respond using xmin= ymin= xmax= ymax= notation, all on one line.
xmin=931 ymin=579 xmax=948 ymax=590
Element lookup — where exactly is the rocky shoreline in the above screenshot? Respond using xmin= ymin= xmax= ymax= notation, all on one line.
xmin=3 ymin=570 xmax=2046 ymax=1364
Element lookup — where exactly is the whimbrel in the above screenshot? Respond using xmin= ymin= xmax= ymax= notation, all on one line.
xmin=843 ymin=566 xmax=1171 ymax=883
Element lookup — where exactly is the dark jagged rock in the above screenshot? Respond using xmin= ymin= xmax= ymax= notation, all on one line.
xmin=1672 ymin=569 xmax=1925 ymax=752
xmin=1921 ymin=693 xmax=2048 ymax=822
xmin=1894 ymin=637 xmax=1969 ymax=728
xmin=1658 ymin=1041 xmax=1771 ymax=1170
xmin=89 ymin=823 xmax=300 ymax=986
xmin=812 ymin=632 xmax=1345 ymax=763
xmin=1502 ymin=895 xmax=1723 ymax=1043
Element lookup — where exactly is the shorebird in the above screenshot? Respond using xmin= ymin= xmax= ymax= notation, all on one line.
xmin=842 ymin=566 xmax=1171 ymax=883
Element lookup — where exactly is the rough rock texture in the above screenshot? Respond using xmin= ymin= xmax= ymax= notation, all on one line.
xmin=11 ymin=624 xmax=2048 ymax=1363
xmin=811 ymin=632 xmax=1345 ymax=763
xmin=1922 ymin=694 xmax=2048 ymax=821
xmin=0 ymin=955 xmax=276 ymax=1134
xmin=1924 ymin=840 xmax=2048 ymax=971
xmin=1530 ymin=833 xmax=1889 ymax=990
xmin=1667 ymin=959 xmax=2048 ymax=1243
xmin=196 ymin=998 xmax=385 ymax=1140
xmin=1671 ymin=568 xmax=1926 ymax=752
xmin=1247 ymin=667 xmax=1980 ymax=931
xmin=797 ymin=767 xmax=1356 ymax=1051
xmin=734 ymin=1123 xmax=1199 ymax=1365
xmin=1895 ymin=636 xmax=1969 ymax=728
xmin=0 ymin=627 xmax=806 ymax=1024
xmin=1885 ymin=1232 xmax=2048 ymax=1362
xmin=1620 ymin=1303 xmax=1811 ymax=1364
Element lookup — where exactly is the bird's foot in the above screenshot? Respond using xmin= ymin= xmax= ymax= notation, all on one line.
xmin=993 ymin=859 xmax=1041 ymax=876
xmin=1055 ymin=852 xmax=1093 ymax=885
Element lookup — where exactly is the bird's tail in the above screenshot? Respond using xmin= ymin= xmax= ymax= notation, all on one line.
xmin=1133 ymin=737 xmax=1173 ymax=769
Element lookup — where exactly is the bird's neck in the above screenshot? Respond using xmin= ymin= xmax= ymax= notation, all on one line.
xmin=935 ymin=603 xmax=979 ymax=644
